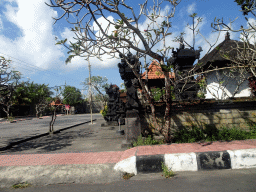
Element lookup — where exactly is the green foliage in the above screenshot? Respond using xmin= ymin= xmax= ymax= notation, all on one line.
xmin=172 ymin=124 xmax=255 ymax=143
xmin=131 ymin=134 xmax=164 ymax=147
xmin=197 ymin=77 xmax=207 ymax=99
xmin=197 ymin=91 xmax=205 ymax=99
xmin=197 ymin=77 xmax=206 ymax=88
xmin=151 ymin=87 xmax=165 ymax=101
xmin=122 ymin=172 xmax=135 ymax=180
xmin=100 ymin=105 xmax=108 ymax=117
xmin=62 ymin=85 xmax=83 ymax=106
xmin=151 ymin=86 xmax=175 ymax=102
xmin=13 ymin=81 xmax=53 ymax=106
xmin=12 ymin=182 xmax=32 ymax=189
xmin=215 ymin=46 xmax=221 ymax=50
xmin=80 ymin=75 xmax=109 ymax=104
xmin=217 ymin=126 xmax=249 ymax=141
xmin=7 ymin=116 xmax=14 ymax=122
xmin=235 ymin=0 xmax=256 ymax=15
xmin=161 ymin=162 xmax=175 ymax=178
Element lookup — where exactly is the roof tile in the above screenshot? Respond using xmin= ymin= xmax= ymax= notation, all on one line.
xmin=141 ymin=60 xmax=175 ymax=79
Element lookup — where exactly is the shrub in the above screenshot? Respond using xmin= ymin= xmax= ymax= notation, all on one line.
xmin=161 ymin=162 xmax=175 ymax=178
xmin=100 ymin=105 xmax=108 ymax=117
xmin=172 ymin=124 xmax=254 ymax=143
xmin=131 ymin=134 xmax=164 ymax=147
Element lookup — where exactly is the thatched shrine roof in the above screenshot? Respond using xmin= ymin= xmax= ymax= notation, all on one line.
xmin=194 ymin=32 xmax=255 ymax=71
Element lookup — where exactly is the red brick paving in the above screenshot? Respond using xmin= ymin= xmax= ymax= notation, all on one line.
xmin=0 ymin=139 xmax=256 ymax=167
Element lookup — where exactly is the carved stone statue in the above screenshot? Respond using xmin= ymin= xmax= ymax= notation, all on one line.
xmin=118 ymin=53 xmax=141 ymax=117
xmin=167 ymin=37 xmax=202 ymax=101
xmin=104 ymin=84 xmax=126 ymax=125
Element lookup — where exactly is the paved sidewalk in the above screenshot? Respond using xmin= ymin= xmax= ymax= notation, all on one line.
xmin=0 ymin=116 xmax=256 ymax=189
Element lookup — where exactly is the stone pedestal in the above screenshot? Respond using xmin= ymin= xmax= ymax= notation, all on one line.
xmin=121 ymin=117 xmax=141 ymax=148
xmin=125 ymin=117 xmax=141 ymax=141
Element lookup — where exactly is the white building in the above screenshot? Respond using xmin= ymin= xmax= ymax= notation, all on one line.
xmin=196 ymin=32 xmax=254 ymax=100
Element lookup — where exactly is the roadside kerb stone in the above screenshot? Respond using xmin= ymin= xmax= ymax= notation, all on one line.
xmin=227 ymin=148 xmax=256 ymax=169
xmin=0 ymin=164 xmax=123 ymax=189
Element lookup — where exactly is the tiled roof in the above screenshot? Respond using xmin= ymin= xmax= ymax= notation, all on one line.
xmin=141 ymin=60 xmax=175 ymax=79
xmin=50 ymin=99 xmax=63 ymax=106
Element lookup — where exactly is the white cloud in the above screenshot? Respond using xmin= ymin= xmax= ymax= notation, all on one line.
xmin=0 ymin=0 xmax=64 ymax=75
xmin=187 ymin=3 xmax=196 ymax=15
xmin=61 ymin=15 xmax=121 ymax=69
xmin=178 ymin=2 xmax=196 ymax=18
xmin=60 ymin=27 xmax=77 ymax=45
xmin=0 ymin=17 xmax=3 ymax=31
xmin=240 ymin=17 xmax=256 ymax=45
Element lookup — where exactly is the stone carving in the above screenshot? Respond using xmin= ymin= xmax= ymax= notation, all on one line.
xmin=118 ymin=53 xmax=141 ymax=117
xmin=104 ymin=84 xmax=126 ymax=125
xmin=168 ymin=36 xmax=202 ymax=100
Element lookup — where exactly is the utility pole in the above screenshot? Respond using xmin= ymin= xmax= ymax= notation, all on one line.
xmin=84 ymin=31 xmax=93 ymax=124
xmin=88 ymin=56 xmax=93 ymax=124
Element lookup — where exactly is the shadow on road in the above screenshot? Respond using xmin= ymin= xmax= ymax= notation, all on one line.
xmin=1 ymin=127 xmax=95 ymax=154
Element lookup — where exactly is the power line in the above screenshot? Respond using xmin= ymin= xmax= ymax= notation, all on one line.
xmin=0 ymin=51 xmax=86 ymax=84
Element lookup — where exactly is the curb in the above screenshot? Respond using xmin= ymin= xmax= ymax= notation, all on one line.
xmin=0 ymin=119 xmax=97 ymax=151
xmin=114 ymin=148 xmax=256 ymax=174
xmin=0 ymin=114 xmax=64 ymax=123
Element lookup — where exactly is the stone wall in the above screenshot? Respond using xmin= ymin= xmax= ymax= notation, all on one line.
xmin=145 ymin=101 xmax=256 ymax=132
xmin=171 ymin=109 xmax=256 ymax=131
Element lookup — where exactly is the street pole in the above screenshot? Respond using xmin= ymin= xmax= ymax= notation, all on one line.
xmin=88 ymin=56 xmax=93 ymax=124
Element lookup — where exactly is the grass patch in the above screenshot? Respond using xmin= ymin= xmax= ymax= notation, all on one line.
xmin=122 ymin=172 xmax=135 ymax=180
xmin=172 ymin=124 xmax=256 ymax=143
xmin=127 ymin=124 xmax=256 ymax=149
xmin=130 ymin=134 xmax=164 ymax=148
xmin=12 ymin=182 xmax=32 ymax=189
xmin=161 ymin=162 xmax=175 ymax=178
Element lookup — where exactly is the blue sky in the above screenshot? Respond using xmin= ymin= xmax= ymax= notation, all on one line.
xmin=0 ymin=0 xmax=255 ymax=98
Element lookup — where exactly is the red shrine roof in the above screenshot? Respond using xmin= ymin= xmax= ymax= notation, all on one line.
xmin=50 ymin=98 xmax=63 ymax=106
xmin=141 ymin=60 xmax=175 ymax=80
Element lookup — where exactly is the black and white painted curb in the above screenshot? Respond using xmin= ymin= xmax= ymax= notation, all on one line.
xmin=114 ymin=148 xmax=256 ymax=175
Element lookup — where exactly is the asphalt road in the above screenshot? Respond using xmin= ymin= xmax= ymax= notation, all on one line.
xmin=0 ymin=115 xmax=127 ymax=154
xmin=1 ymin=168 xmax=255 ymax=192
xmin=0 ymin=114 xmax=102 ymax=149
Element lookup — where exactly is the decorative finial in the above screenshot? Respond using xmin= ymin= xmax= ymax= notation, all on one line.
xmin=179 ymin=36 xmax=184 ymax=49
xmin=225 ymin=32 xmax=230 ymax=40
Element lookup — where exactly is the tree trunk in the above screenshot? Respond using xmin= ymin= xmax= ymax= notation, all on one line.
xmin=163 ymin=60 xmax=172 ymax=144
xmin=49 ymin=108 xmax=56 ymax=135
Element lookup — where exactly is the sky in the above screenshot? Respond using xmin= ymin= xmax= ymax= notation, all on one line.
xmin=0 ymin=0 xmax=255 ymax=98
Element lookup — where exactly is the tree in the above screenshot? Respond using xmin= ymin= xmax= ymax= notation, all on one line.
xmin=62 ymin=85 xmax=83 ymax=106
xmin=13 ymin=81 xmax=53 ymax=117
xmin=235 ymin=0 xmax=256 ymax=16
xmin=0 ymin=56 xmax=22 ymax=119
xmin=34 ymin=85 xmax=53 ymax=118
xmin=46 ymin=0 xmax=183 ymax=143
xmin=80 ymin=75 xmax=109 ymax=106
xmin=48 ymin=86 xmax=73 ymax=135
xmin=46 ymin=1 xmax=246 ymax=143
